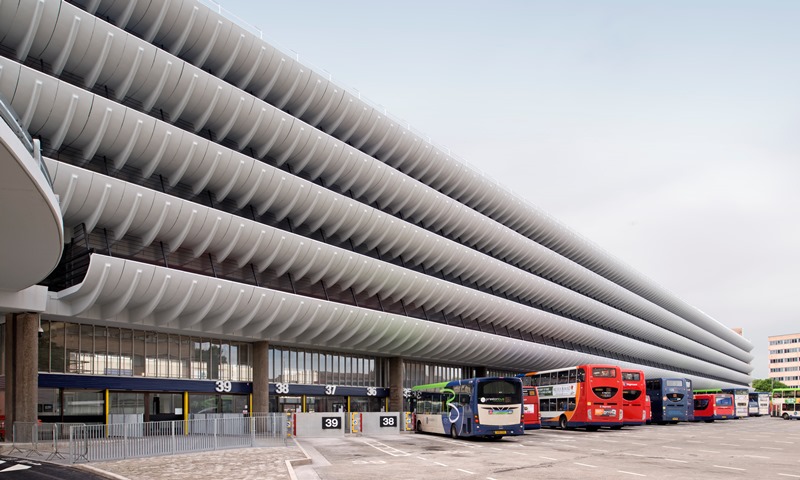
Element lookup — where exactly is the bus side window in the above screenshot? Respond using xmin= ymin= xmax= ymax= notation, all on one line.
xmin=568 ymin=400 xmax=576 ymax=411
xmin=577 ymin=369 xmax=586 ymax=383
xmin=568 ymin=369 xmax=577 ymax=383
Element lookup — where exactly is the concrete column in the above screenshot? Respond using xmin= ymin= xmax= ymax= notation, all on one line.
xmin=388 ymin=357 xmax=404 ymax=412
xmin=252 ymin=341 xmax=269 ymax=414
xmin=5 ymin=312 xmax=39 ymax=440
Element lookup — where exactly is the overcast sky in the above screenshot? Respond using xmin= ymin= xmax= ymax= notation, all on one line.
xmin=219 ymin=0 xmax=800 ymax=379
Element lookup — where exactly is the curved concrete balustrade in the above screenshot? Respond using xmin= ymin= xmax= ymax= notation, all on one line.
xmin=45 ymin=160 xmax=753 ymax=377
xmin=0 ymin=103 xmax=63 ymax=292
xmin=0 ymin=56 xmax=752 ymax=365
xmin=67 ymin=0 xmax=753 ymax=351
xmin=48 ymin=254 xmax=752 ymax=386
xmin=72 ymin=0 xmax=750 ymax=352
xmin=0 ymin=3 xmax=750 ymax=355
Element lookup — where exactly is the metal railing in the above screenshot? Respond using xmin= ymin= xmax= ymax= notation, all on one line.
xmin=5 ymin=415 xmax=288 ymax=464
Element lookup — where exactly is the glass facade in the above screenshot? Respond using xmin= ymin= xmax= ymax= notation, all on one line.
xmin=36 ymin=320 xmax=253 ymax=381
xmin=268 ymin=346 xmax=386 ymax=387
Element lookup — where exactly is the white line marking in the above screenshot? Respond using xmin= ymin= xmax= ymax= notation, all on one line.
xmin=358 ymin=439 xmax=411 ymax=457
xmin=540 ymin=456 xmax=558 ymax=461
xmin=416 ymin=456 xmax=426 ymax=460
xmin=629 ymin=442 xmax=647 ymax=446
xmin=714 ymin=465 xmax=746 ymax=471
xmin=699 ymin=449 xmax=720 ymax=454
xmin=778 ymin=474 xmax=800 ymax=478
xmin=512 ymin=451 xmax=526 ymax=456
xmin=744 ymin=455 xmax=770 ymax=459
xmin=575 ymin=462 xmax=597 ymax=468
xmin=618 ymin=470 xmax=646 ymax=477
xmin=456 ymin=468 xmax=475 ymax=474
xmin=591 ymin=448 xmax=608 ymax=452
xmin=761 ymin=447 xmax=783 ymax=450
xmin=0 ymin=465 xmax=31 ymax=473
xmin=622 ymin=453 xmax=644 ymax=457
xmin=720 ymin=443 xmax=740 ymax=447
xmin=433 ymin=462 xmax=448 ymax=467
xmin=603 ymin=439 xmax=620 ymax=443
xmin=662 ymin=446 xmax=682 ymax=449
xmin=775 ymin=441 xmax=794 ymax=444
xmin=490 ymin=447 xmax=502 ymax=451
xmin=663 ymin=458 xmax=688 ymax=463
xmin=686 ymin=440 xmax=702 ymax=443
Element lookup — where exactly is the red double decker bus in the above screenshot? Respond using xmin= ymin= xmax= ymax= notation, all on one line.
xmin=621 ymin=369 xmax=646 ymax=426
xmin=522 ymin=386 xmax=542 ymax=430
xmin=693 ymin=393 xmax=735 ymax=422
xmin=520 ymin=364 xmax=623 ymax=431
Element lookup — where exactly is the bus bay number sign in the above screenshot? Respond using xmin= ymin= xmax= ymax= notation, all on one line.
xmin=379 ymin=416 xmax=397 ymax=428
xmin=322 ymin=417 xmax=341 ymax=429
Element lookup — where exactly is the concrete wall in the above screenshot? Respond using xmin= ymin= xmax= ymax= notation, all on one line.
xmin=359 ymin=412 xmax=402 ymax=435
xmin=294 ymin=412 xmax=345 ymax=437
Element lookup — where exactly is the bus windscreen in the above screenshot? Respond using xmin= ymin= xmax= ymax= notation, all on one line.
xmin=592 ymin=368 xmax=616 ymax=378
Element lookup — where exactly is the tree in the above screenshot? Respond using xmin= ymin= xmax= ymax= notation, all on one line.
xmin=751 ymin=378 xmax=788 ymax=392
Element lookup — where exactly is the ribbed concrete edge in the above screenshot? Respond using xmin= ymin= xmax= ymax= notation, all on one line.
xmin=286 ymin=437 xmax=313 ymax=480
xmin=73 ymin=463 xmax=131 ymax=480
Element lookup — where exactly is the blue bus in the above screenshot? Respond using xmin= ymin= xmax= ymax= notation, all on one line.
xmin=685 ymin=378 xmax=695 ymax=421
xmin=412 ymin=377 xmax=524 ymax=439
xmin=646 ymin=378 xmax=690 ymax=424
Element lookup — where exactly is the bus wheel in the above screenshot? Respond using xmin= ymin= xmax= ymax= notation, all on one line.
xmin=559 ymin=416 xmax=568 ymax=430
xmin=416 ymin=421 xmax=423 ymax=433
xmin=783 ymin=413 xmax=790 ymax=420
xmin=450 ymin=425 xmax=458 ymax=439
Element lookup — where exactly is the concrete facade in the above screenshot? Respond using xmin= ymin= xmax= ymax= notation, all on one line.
xmin=0 ymin=0 xmax=755 ymax=423
xmin=768 ymin=333 xmax=800 ymax=387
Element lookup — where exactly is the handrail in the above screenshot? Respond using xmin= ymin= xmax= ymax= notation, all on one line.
xmin=0 ymin=91 xmax=51 ymax=186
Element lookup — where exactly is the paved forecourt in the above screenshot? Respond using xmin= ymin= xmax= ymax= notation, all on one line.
xmin=294 ymin=416 xmax=800 ymax=480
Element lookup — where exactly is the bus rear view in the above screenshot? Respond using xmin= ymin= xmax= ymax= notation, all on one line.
xmin=646 ymin=378 xmax=689 ymax=424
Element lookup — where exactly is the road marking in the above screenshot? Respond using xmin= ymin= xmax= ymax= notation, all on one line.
xmin=743 ymin=455 xmax=770 ymax=459
xmin=456 ymin=468 xmax=475 ymax=475
xmin=663 ymin=459 xmax=688 ymax=463
xmin=0 ymin=465 xmax=31 ymax=473
xmin=778 ymin=474 xmax=800 ymax=478
xmin=358 ymin=439 xmax=410 ymax=457
xmin=618 ymin=470 xmax=646 ymax=477
xmin=775 ymin=441 xmax=794 ymax=444
xmin=511 ymin=451 xmax=526 ymax=456
xmin=490 ymin=447 xmax=502 ymax=451
xmin=574 ymin=462 xmax=597 ymax=468
xmin=686 ymin=440 xmax=702 ymax=443
xmin=591 ymin=448 xmax=607 ymax=452
xmin=433 ymin=462 xmax=448 ymax=467
xmin=603 ymin=439 xmax=619 ymax=443
xmin=698 ymin=450 xmax=720 ymax=454
xmin=629 ymin=442 xmax=647 ymax=446
xmin=760 ymin=447 xmax=783 ymax=450
xmin=540 ymin=456 xmax=558 ymax=461
xmin=662 ymin=446 xmax=682 ymax=449
xmin=714 ymin=465 xmax=746 ymax=471
xmin=622 ymin=453 xmax=644 ymax=457
xmin=416 ymin=456 xmax=426 ymax=460
xmin=720 ymin=443 xmax=740 ymax=447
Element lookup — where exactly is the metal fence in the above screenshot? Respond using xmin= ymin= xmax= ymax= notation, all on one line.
xmin=10 ymin=414 xmax=288 ymax=464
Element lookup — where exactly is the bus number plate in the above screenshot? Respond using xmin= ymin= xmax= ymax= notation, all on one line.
xmin=495 ymin=430 xmax=507 ymax=435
